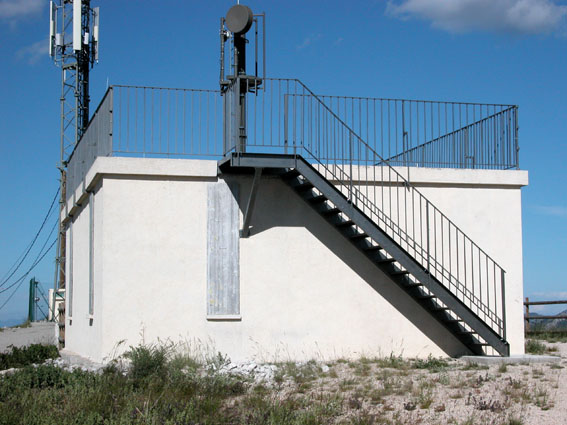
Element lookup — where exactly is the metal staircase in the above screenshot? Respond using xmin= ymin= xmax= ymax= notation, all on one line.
xmin=220 ymin=153 xmax=508 ymax=356
xmin=220 ymin=78 xmax=510 ymax=356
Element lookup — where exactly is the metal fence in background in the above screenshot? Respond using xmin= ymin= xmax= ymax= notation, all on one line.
xmin=525 ymin=298 xmax=567 ymax=333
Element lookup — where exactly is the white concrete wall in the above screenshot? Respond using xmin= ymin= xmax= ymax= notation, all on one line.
xmin=62 ymin=157 xmax=527 ymax=363
xmin=64 ymin=183 xmax=104 ymax=360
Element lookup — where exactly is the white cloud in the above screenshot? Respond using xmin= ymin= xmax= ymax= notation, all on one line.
xmin=386 ymin=0 xmax=567 ymax=35
xmin=297 ymin=33 xmax=323 ymax=50
xmin=16 ymin=38 xmax=47 ymax=65
xmin=0 ymin=0 xmax=43 ymax=20
xmin=532 ymin=205 xmax=567 ymax=218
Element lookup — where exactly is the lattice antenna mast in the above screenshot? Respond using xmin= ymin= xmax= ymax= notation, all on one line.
xmin=50 ymin=0 xmax=99 ymax=163
xmin=49 ymin=1 xmax=99 ymax=342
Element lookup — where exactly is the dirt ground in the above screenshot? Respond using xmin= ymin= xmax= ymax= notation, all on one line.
xmin=0 ymin=322 xmax=56 ymax=352
xmin=267 ymin=341 xmax=567 ymax=425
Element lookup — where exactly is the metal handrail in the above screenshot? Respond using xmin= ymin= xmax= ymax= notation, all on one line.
xmin=248 ymin=78 xmax=507 ymax=339
xmin=317 ymin=94 xmax=518 ymax=170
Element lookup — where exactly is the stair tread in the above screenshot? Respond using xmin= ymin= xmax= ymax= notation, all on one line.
xmin=307 ymin=195 xmax=327 ymax=203
xmin=417 ymin=294 xmax=436 ymax=300
xmin=322 ymin=208 xmax=341 ymax=216
xmin=348 ymin=233 xmax=368 ymax=239
xmin=363 ymin=245 xmax=382 ymax=251
xmin=376 ymin=257 xmax=396 ymax=264
xmin=282 ymin=169 xmax=300 ymax=179
xmin=295 ymin=182 xmax=314 ymax=191
xmin=390 ymin=270 xmax=410 ymax=276
xmin=336 ymin=220 xmax=355 ymax=228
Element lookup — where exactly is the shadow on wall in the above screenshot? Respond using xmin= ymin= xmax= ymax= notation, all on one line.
xmin=228 ymin=173 xmax=470 ymax=358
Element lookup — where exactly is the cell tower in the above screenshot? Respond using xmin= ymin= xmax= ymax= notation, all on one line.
xmin=49 ymin=0 xmax=99 ymax=345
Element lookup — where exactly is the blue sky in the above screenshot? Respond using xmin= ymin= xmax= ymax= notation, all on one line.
xmin=1 ymin=0 xmax=566 ymax=325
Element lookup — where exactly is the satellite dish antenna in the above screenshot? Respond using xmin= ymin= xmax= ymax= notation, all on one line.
xmin=226 ymin=5 xmax=253 ymax=34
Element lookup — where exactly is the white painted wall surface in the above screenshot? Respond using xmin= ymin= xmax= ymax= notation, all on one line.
xmin=64 ymin=183 xmax=104 ymax=360
xmin=62 ymin=157 xmax=527 ymax=363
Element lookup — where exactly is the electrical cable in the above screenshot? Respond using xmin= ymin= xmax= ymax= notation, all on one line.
xmin=0 ymin=188 xmax=60 ymax=288
xmin=0 ymin=238 xmax=57 ymax=312
xmin=0 ymin=218 xmax=58 ymax=296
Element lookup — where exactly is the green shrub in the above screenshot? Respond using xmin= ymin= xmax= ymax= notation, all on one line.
xmin=0 ymin=344 xmax=59 ymax=370
xmin=525 ymin=339 xmax=546 ymax=355
xmin=413 ymin=354 xmax=449 ymax=372
xmin=124 ymin=343 xmax=169 ymax=381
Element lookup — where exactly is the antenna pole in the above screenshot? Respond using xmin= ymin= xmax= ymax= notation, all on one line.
xmin=50 ymin=0 xmax=99 ymax=348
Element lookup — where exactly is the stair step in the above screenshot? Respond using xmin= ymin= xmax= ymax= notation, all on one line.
xmin=390 ymin=270 xmax=410 ymax=276
xmin=307 ymin=195 xmax=327 ymax=204
xmin=363 ymin=244 xmax=382 ymax=252
xmin=336 ymin=220 xmax=355 ymax=228
xmin=348 ymin=233 xmax=368 ymax=240
xmin=431 ymin=305 xmax=450 ymax=311
xmin=294 ymin=182 xmax=314 ymax=192
xmin=322 ymin=207 xmax=341 ymax=216
xmin=417 ymin=294 xmax=436 ymax=300
xmin=281 ymin=169 xmax=299 ymax=180
xmin=376 ymin=257 xmax=396 ymax=264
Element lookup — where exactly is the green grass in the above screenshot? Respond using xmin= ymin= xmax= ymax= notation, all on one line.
xmin=527 ymin=331 xmax=567 ymax=343
xmin=0 ymin=344 xmax=346 ymax=425
xmin=0 ymin=344 xmax=59 ymax=370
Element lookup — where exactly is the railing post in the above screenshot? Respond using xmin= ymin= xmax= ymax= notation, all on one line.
xmin=109 ymin=87 xmax=114 ymax=156
xmin=426 ymin=201 xmax=430 ymax=273
xmin=501 ymin=269 xmax=507 ymax=341
xmin=349 ymin=132 xmax=353 ymax=202
xmin=525 ymin=297 xmax=530 ymax=334
xmin=515 ymin=107 xmax=520 ymax=169
xmin=284 ymin=94 xmax=288 ymax=155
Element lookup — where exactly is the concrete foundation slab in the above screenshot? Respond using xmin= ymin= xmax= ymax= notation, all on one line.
xmin=460 ymin=355 xmax=561 ymax=365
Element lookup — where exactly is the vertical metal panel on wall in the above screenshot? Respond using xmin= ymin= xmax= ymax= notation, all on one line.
xmin=68 ymin=221 xmax=73 ymax=318
xmin=207 ymin=180 xmax=240 ymax=317
xmin=88 ymin=192 xmax=94 ymax=317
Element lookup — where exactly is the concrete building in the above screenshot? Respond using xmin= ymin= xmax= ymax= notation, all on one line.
xmin=61 ymin=82 xmax=526 ymax=363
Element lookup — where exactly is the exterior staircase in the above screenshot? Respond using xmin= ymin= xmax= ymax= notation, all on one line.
xmin=219 ymin=151 xmax=510 ymax=356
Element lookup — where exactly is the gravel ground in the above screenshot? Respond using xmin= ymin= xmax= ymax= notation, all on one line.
xmin=0 ymin=324 xmax=565 ymax=424
xmin=0 ymin=322 xmax=56 ymax=352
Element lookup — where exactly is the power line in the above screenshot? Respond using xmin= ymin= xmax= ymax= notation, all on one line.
xmin=0 ymin=188 xmax=60 ymax=288
xmin=0 ymin=218 xmax=58 ymax=296
xmin=0 ymin=238 xmax=57 ymax=312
